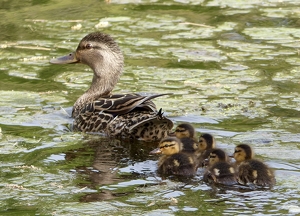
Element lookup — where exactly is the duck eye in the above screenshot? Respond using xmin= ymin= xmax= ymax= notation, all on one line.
xmin=85 ymin=43 xmax=93 ymax=49
xmin=209 ymin=155 xmax=216 ymax=158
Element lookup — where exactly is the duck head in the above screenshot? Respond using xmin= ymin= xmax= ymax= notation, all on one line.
xmin=50 ymin=32 xmax=124 ymax=116
xmin=172 ymin=123 xmax=195 ymax=139
xmin=233 ymin=144 xmax=253 ymax=163
xmin=208 ymin=149 xmax=227 ymax=166
xmin=196 ymin=133 xmax=215 ymax=152
xmin=150 ymin=137 xmax=183 ymax=155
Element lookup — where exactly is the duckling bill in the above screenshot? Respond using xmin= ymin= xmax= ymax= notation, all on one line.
xmin=50 ymin=32 xmax=173 ymax=141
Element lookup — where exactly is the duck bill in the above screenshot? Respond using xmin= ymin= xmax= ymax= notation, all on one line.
xmin=50 ymin=52 xmax=79 ymax=64
xmin=149 ymin=148 xmax=162 ymax=155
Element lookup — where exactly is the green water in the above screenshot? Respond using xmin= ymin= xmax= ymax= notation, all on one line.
xmin=1 ymin=0 xmax=300 ymax=215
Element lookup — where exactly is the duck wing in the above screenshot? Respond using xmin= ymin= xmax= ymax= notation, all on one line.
xmin=73 ymin=94 xmax=173 ymax=140
xmin=107 ymin=108 xmax=173 ymax=141
xmin=77 ymin=93 xmax=171 ymax=116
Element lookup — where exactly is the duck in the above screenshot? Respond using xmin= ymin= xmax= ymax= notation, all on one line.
xmin=233 ymin=144 xmax=276 ymax=188
xmin=50 ymin=32 xmax=173 ymax=141
xmin=194 ymin=133 xmax=216 ymax=167
xmin=173 ymin=123 xmax=195 ymax=139
xmin=149 ymin=137 xmax=197 ymax=178
xmin=203 ymin=149 xmax=237 ymax=185
xmin=170 ymin=123 xmax=198 ymax=153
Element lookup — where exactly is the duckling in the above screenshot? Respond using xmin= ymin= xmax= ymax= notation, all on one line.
xmin=173 ymin=123 xmax=195 ymax=139
xmin=203 ymin=149 xmax=237 ymax=185
xmin=171 ymin=123 xmax=198 ymax=153
xmin=233 ymin=144 xmax=275 ymax=188
xmin=150 ymin=137 xmax=197 ymax=178
xmin=194 ymin=133 xmax=216 ymax=167
xmin=50 ymin=32 xmax=173 ymax=141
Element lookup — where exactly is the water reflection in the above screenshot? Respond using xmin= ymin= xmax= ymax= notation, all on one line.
xmin=64 ymin=137 xmax=159 ymax=202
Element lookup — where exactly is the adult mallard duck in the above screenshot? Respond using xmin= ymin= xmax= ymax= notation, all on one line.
xmin=150 ymin=137 xmax=197 ymax=178
xmin=233 ymin=144 xmax=276 ymax=188
xmin=50 ymin=32 xmax=173 ymax=141
xmin=203 ymin=149 xmax=237 ymax=185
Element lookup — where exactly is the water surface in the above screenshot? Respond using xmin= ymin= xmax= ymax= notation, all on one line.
xmin=1 ymin=0 xmax=300 ymax=215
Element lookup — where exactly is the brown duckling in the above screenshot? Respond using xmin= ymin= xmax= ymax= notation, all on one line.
xmin=170 ymin=123 xmax=198 ymax=153
xmin=194 ymin=133 xmax=216 ymax=167
xmin=203 ymin=149 xmax=237 ymax=185
xmin=233 ymin=144 xmax=275 ymax=188
xmin=150 ymin=137 xmax=197 ymax=178
xmin=173 ymin=123 xmax=195 ymax=139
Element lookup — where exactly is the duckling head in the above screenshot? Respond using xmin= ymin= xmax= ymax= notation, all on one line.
xmin=233 ymin=144 xmax=254 ymax=163
xmin=208 ymin=149 xmax=227 ymax=166
xmin=197 ymin=133 xmax=215 ymax=152
xmin=150 ymin=137 xmax=183 ymax=156
xmin=173 ymin=123 xmax=195 ymax=139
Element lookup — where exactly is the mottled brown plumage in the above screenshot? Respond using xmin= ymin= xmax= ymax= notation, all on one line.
xmin=233 ymin=144 xmax=276 ymax=188
xmin=203 ymin=149 xmax=237 ymax=186
xmin=50 ymin=32 xmax=173 ymax=140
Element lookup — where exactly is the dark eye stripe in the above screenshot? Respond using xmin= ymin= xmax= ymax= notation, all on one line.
xmin=81 ymin=45 xmax=101 ymax=50
xmin=159 ymin=144 xmax=175 ymax=149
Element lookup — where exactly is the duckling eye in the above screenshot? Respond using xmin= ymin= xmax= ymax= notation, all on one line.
xmin=234 ymin=150 xmax=241 ymax=153
xmin=175 ymin=129 xmax=185 ymax=132
xmin=85 ymin=43 xmax=93 ymax=49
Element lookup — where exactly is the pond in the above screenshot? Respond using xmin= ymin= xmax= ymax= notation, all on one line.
xmin=1 ymin=0 xmax=300 ymax=215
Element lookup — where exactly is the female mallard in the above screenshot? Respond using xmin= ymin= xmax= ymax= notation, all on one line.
xmin=233 ymin=144 xmax=276 ymax=188
xmin=50 ymin=32 xmax=173 ymax=141
xmin=150 ymin=137 xmax=197 ymax=178
xmin=203 ymin=149 xmax=237 ymax=185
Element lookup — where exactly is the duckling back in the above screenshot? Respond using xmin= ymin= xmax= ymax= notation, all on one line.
xmin=203 ymin=149 xmax=237 ymax=186
xmin=157 ymin=153 xmax=196 ymax=177
xmin=180 ymin=137 xmax=197 ymax=153
xmin=203 ymin=162 xmax=237 ymax=186
xmin=234 ymin=144 xmax=276 ymax=188
xmin=237 ymin=159 xmax=275 ymax=188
